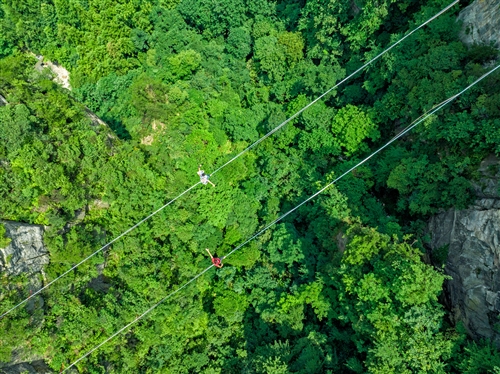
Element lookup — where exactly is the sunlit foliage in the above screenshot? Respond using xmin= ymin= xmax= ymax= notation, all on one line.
xmin=1 ymin=0 xmax=500 ymax=372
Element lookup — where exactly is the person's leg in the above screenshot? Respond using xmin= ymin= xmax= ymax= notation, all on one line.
xmin=208 ymin=180 xmax=215 ymax=187
xmin=205 ymin=248 xmax=214 ymax=259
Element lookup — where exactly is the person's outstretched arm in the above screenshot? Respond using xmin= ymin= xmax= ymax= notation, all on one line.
xmin=205 ymin=248 xmax=214 ymax=259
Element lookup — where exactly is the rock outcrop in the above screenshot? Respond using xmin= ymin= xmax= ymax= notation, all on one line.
xmin=457 ymin=0 xmax=500 ymax=49
xmin=32 ymin=54 xmax=109 ymax=129
xmin=0 ymin=222 xmax=50 ymax=371
xmin=0 ymin=360 xmax=51 ymax=374
xmin=0 ymin=362 xmax=37 ymax=374
xmin=0 ymin=221 xmax=49 ymax=276
xmin=33 ymin=55 xmax=71 ymax=90
xmin=428 ymin=155 xmax=500 ymax=345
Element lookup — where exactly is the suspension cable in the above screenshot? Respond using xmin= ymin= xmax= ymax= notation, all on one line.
xmin=209 ymin=0 xmax=459 ymax=176
xmin=0 ymin=0 xmax=459 ymax=320
xmin=0 ymin=0 xmax=458 ymax=320
xmin=63 ymin=62 xmax=500 ymax=373
xmin=0 ymin=182 xmax=201 ymax=319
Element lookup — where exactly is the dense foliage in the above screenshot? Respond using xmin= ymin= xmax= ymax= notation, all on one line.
xmin=1 ymin=0 xmax=500 ymax=372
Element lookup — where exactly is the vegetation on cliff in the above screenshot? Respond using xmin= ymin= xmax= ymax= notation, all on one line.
xmin=1 ymin=0 xmax=500 ymax=372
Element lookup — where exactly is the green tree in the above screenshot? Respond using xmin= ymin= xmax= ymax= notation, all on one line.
xmin=0 ymin=223 xmax=11 ymax=248
xmin=334 ymin=226 xmax=453 ymax=373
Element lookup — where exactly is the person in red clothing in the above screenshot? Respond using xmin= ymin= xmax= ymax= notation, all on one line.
xmin=205 ymin=248 xmax=223 ymax=268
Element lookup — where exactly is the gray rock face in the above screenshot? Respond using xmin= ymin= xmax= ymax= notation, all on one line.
xmin=472 ymin=154 xmax=500 ymax=200
xmin=0 ymin=362 xmax=37 ymax=374
xmin=429 ymin=208 xmax=500 ymax=343
xmin=0 ymin=360 xmax=51 ymax=374
xmin=428 ymin=155 xmax=500 ymax=344
xmin=457 ymin=0 xmax=500 ymax=49
xmin=0 ymin=223 xmax=51 ymax=370
xmin=0 ymin=221 xmax=49 ymax=276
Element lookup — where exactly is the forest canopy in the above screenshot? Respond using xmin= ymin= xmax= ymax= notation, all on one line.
xmin=1 ymin=0 xmax=500 ymax=372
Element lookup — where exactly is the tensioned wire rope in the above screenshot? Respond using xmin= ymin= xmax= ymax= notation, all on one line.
xmin=63 ymin=63 xmax=500 ymax=373
xmin=0 ymin=0 xmax=459 ymax=320
xmin=209 ymin=0 xmax=460 ymax=176
xmin=0 ymin=182 xmax=201 ymax=320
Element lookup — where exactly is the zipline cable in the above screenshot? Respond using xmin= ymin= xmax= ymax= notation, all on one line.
xmin=63 ymin=62 xmax=500 ymax=373
xmin=387 ymin=95 xmax=456 ymax=141
xmin=209 ymin=0 xmax=460 ymax=176
xmin=224 ymin=64 xmax=500 ymax=259
xmin=62 ymin=264 xmax=215 ymax=373
xmin=0 ymin=0 xmax=459 ymax=319
xmin=0 ymin=182 xmax=201 ymax=320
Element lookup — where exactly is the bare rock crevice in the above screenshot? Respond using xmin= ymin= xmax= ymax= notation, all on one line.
xmin=32 ymin=54 xmax=111 ymax=130
xmin=33 ymin=55 xmax=71 ymax=90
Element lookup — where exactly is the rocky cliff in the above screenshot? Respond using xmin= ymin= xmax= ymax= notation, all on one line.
xmin=428 ymin=155 xmax=500 ymax=345
xmin=428 ymin=2 xmax=500 ymax=342
xmin=0 ymin=221 xmax=49 ymax=276
xmin=457 ymin=0 xmax=500 ymax=49
xmin=0 ymin=221 xmax=50 ymax=372
xmin=0 ymin=360 xmax=51 ymax=374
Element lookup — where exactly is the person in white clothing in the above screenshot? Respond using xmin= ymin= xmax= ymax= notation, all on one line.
xmin=197 ymin=165 xmax=215 ymax=187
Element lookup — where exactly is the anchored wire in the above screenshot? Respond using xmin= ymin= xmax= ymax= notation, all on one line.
xmin=0 ymin=0 xmax=458 ymax=320
xmin=63 ymin=61 xmax=500 ymax=373
xmin=209 ymin=0 xmax=460 ymax=176
xmin=62 ymin=265 xmax=214 ymax=372
xmin=0 ymin=182 xmax=201 ymax=320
